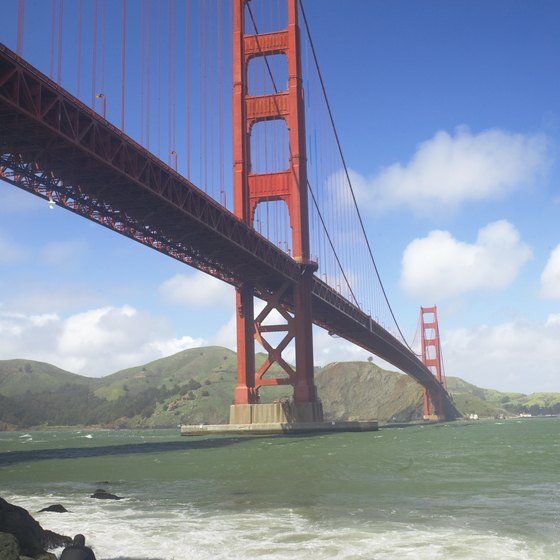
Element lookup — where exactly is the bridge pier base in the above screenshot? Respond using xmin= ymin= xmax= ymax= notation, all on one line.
xmin=229 ymin=401 xmax=323 ymax=425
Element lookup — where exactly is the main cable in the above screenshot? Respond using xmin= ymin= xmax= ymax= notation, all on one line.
xmin=298 ymin=0 xmax=412 ymax=350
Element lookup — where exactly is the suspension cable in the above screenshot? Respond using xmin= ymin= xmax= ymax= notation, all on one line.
xmin=298 ymin=0 xmax=413 ymax=349
xmin=245 ymin=2 xmax=358 ymax=305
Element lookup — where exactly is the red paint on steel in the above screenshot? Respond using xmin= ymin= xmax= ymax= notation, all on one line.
xmin=420 ymin=306 xmax=445 ymax=418
xmin=232 ymin=0 xmax=317 ymax=405
xmin=0 ymin=40 xmax=459 ymax=420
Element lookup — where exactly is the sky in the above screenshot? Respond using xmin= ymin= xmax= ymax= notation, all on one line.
xmin=0 ymin=0 xmax=559 ymax=394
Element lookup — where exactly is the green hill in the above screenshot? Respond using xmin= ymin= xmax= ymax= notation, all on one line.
xmin=0 ymin=359 xmax=91 ymax=397
xmin=0 ymin=347 xmax=559 ymax=429
xmin=315 ymin=361 xmax=424 ymax=422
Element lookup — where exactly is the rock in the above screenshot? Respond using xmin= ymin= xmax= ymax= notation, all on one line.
xmin=90 ymin=489 xmax=123 ymax=500
xmin=43 ymin=529 xmax=71 ymax=550
xmin=38 ymin=504 xmax=68 ymax=514
xmin=0 ymin=497 xmax=71 ymax=557
xmin=0 ymin=531 xmax=20 ymax=560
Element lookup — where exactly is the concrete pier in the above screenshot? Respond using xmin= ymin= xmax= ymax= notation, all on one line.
xmin=181 ymin=402 xmax=378 ymax=436
xmin=180 ymin=420 xmax=378 ymax=436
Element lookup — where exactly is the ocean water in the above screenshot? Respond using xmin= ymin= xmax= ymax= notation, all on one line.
xmin=1 ymin=418 xmax=559 ymax=559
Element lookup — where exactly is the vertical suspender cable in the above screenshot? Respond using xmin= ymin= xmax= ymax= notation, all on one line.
xmin=16 ymin=0 xmax=24 ymax=56
xmin=202 ymin=0 xmax=208 ymax=191
xmin=77 ymin=0 xmax=82 ymax=98
xmin=157 ymin=0 xmax=161 ymax=156
xmin=198 ymin=1 xmax=203 ymax=186
xmin=146 ymin=3 xmax=151 ymax=151
xmin=91 ymin=0 xmax=98 ymax=108
xmin=100 ymin=0 xmax=105 ymax=94
xmin=186 ymin=0 xmax=191 ymax=177
xmin=299 ymin=0 xmax=410 ymax=345
xmin=172 ymin=1 xmax=176 ymax=165
xmin=218 ymin=0 xmax=225 ymax=206
xmin=140 ymin=0 xmax=145 ymax=145
xmin=50 ymin=0 xmax=55 ymax=79
xmin=57 ymin=0 xmax=63 ymax=85
xmin=168 ymin=0 xmax=172 ymax=163
xmin=121 ymin=0 xmax=126 ymax=131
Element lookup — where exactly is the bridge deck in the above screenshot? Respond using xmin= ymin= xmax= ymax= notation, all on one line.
xmin=0 ymin=43 xmax=459 ymax=419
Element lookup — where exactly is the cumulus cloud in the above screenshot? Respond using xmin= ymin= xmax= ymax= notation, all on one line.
xmin=41 ymin=240 xmax=88 ymax=266
xmin=352 ymin=127 xmax=550 ymax=213
xmin=0 ymin=183 xmax=46 ymax=214
xmin=400 ymin=220 xmax=532 ymax=301
xmin=444 ymin=316 xmax=560 ymax=393
xmin=0 ymin=232 xmax=28 ymax=265
xmin=540 ymin=245 xmax=560 ymax=299
xmin=159 ymin=271 xmax=233 ymax=308
xmin=211 ymin=310 xmax=381 ymax=370
xmin=0 ymin=305 xmax=205 ymax=376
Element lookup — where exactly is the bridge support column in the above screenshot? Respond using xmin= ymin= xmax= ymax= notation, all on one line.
xmin=233 ymin=284 xmax=257 ymax=405
xmin=230 ymin=0 xmax=321 ymax=424
xmin=292 ymin=266 xmax=316 ymax=403
xmin=421 ymin=306 xmax=446 ymax=420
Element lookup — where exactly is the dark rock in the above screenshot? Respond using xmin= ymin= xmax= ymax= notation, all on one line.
xmin=38 ymin=504 xmax=68 ymax=514
xmin=44 ymin=529 xmax=71 ymax=549
xmin=90 ymin=489 xmax=123 ymax=500
xmin=31 ymin=554 xmax=57 ymax=560
xmin=0 ymin=497 xmax=71 ymax=556
xmin=0 ymin=531 xmax=19 ymax=560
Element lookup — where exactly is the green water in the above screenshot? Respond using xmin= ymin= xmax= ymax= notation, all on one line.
xmin=1 ymin=418 xmax=559 ymax=559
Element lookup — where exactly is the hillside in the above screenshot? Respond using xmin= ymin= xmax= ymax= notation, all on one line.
xmin=0 ymin=359 xmax=92 ymax=397
xmin=315 ymin=361 xmax=424 ymax=422
xmin=0 ymin=347 xmax=559 ymax=429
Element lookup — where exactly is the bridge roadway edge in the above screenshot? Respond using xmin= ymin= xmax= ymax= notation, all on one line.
xmin=0 ymin=43 xmax=460 ymax=421
xmin=180 ymin=420 xmax=379 ymax=436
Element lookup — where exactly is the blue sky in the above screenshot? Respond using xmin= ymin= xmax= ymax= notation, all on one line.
xmin=0 ymin=0 xmax=559 ymax=394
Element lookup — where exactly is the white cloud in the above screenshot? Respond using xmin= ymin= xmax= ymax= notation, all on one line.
xmin=540 ymin=245 xmax=560 ymax=299
xmin=0 ymin=183 xmax=46 ymax=214
xmin=444 ymin=316 xmax=560 ymax=393
xmin=211 ymin=311 xmax=386 ymax=371
xmin=0 ymin=305 xmax=205 ymax=376
xmin=159 ymin=272 xmax=233 ymax=308
xmin=313 ymin=328 xmax=372 ymax=366
xmin=2 ymin=284 xmax=104 ymax=314
xmin=41 ymin=240 xmax=88 ymax=266
xmin=352 ymin=127 xmax=550 ymax=213
xmin=400 ymin=220 xmax=532 ymax=300
xmin=211 ymin=300 xmax=287 ymax=352
xmin=212 ymin=312 xmax=237 ymax=350
xmin=0 ymin=232 xmax=28 ymax=265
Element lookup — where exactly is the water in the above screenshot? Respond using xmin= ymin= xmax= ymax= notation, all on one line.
xmin=1 ymin=418 xmax=559 ymax=559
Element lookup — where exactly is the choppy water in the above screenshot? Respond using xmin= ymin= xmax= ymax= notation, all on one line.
xmin=1 ymin=418 xmax=559 ymax=559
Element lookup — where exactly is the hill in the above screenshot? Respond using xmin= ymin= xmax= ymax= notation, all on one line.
xmin=0 ymin=347 xmax=559 ymax=429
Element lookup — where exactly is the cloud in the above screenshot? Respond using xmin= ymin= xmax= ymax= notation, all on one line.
xmin=400 ymin=220 xmax=532 ymax=300
xmin=352 ymin=127 xmax=550 ymax=213
xmin=0 ymin=305 xmax=205 ymax=376
xmin=444 ymin=316 xmax=560 ymax=393
xmin=0 ymin=232 xmax=29 ymax=265
xmin=0 ymin=283 xmax=105 ymax=314
xmin=0 ymin=182 xmax=46 ymax=214
xmin=41 ymin=240 xmax=88 ymax=266
xmin=159 ymin=272 xmax=233 ymax=308
xmin=540 ymin=245 xmax=560 ymax=299
xmin=211 ymin=310 xmax=384 ymax=371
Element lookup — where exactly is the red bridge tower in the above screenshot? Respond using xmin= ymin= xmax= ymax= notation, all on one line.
xmin=230 ymin=0 xmax=322 ymax=423
xmin=420 ymin=306 xmax=445 ymax=420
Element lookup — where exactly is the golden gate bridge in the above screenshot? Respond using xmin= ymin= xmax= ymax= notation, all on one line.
xmin=0 ymin=0 xmax=460 ymax=423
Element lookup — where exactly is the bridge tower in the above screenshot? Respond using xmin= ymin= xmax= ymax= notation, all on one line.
xmin=420 ymin=306 xmax=445 ymax=420
xmin=230 ymin=0 xmax=322 ymax=424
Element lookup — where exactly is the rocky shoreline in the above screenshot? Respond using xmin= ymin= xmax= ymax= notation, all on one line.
xmin=0 ymin=497 xmax=71 ymax=560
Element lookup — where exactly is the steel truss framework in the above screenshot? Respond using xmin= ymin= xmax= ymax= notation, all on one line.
xmin=0 ymin=43 xmax=460 ymax=420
